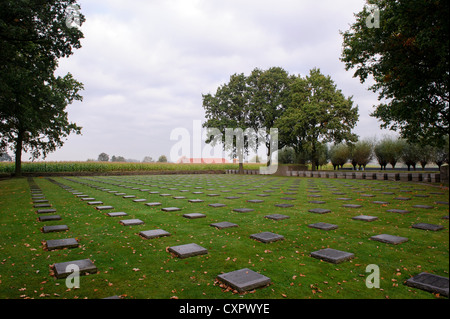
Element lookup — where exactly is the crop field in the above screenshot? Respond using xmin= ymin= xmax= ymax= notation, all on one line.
xmin=0 ymin=174 xmax=448 ymax=299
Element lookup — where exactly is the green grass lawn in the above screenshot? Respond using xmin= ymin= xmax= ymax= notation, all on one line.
xmin=0 ymin=174 xmax=448 ymax=299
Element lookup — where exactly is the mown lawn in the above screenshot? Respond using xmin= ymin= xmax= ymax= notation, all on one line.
xmin=0 ymin=174 xmax=448 ymax=299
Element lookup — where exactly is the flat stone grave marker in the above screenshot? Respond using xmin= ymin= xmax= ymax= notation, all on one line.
xmin=250 ymin=232 xmax=284 ymax=243
xmin=133 ymin=199 xmax=147 ymax=202
xmin=405 ymin=272 xmax=449 ymax=298
xmin=310 ymin=248 xmax=354 ymax=264
xmin=337 ymin=197 xmax=352 ymax=201
xmin=247 ymin=199 xmax=264 ymax=203
xmin=381 ymin=192 xmax=395 ymax=195
xmin=42 ymin=225 xmax=69 ymax=233
xmin=352 ymin=215 xmax=378 ymax=222
xmin=280 ymin=197 xmax=296 ymax=201
xmin=168 ymin=243 xmax=208 ymax=259
xmin=45 ymin=238 xmax=78 ymax=251
xmin=225 ymin=196 xmax=240 ymax=200
xmin=77 ymin=194 xmax=89 ymax=197
xmin=140 ymin=229 xmax=171 ymax=239
xmin=53 ymin=259 xmax=97 ymax=279
xmin=209 ymin=203 xmax=226 ymax=208
xmin=387 ymin=209 xmax=410 ymax=214
xmin=34 ymin=203 xmax=52 ymax=208
xmin=342 ymin=204 xmax=363 ymax=208
xmin=233 ymin=208 xmax=254 ymax=213
xmin=274 ymin=203 xmax=294 ymax=208
xmin=370 ymin=234 xmax=408 ymax=245
xmin=332 ymin=192 xmax=346 ymax=195
xmin=429 ymin=192 xmax=444 ymax=195
xmin=162 ymin=207 xmax=181 ymax=212
xmin=265 ymin=214 xmax=290 ymax=221
xmin=283 ymin=192 xmax=297 ymax=195
xmin=308 ymin=200 xmax=326 ymax=204
xmin=210 ymin=222 xmax=238 ymax=229
xmin=372 ymin=201 xmax=389 ymax=205
xmin=107 ymin=212 xmax=128 ymax=217
xmin=81 ymin=198 xmax=96 ymax=201
xmin=88 ymin=201 xmax=103 ymax=205
xmin=308 ymin=208 xmax=331 ymax=214
xmin=36 ymin=209 xmax=57 ymax=214
xmin=217 ymin=268 xmax=271 ymax=292
xmin=123 ymin=195 xmax=136 ymax=199
xmin=360 ymin=194 xmax=375 ymax=197
xmin=308 ymin=194 xmax=323 ymax=198
xmin=257 ymin=194 xmax=270 ymax=197
xmin=159 ymin=194 xmax=172 ymax=197
xmin=412 ymin=223 xmax=444 ymax=231
xmin=33 ymin=199 xmax=49 ymax=203
xmin=192 ymin=192 xmax=203 ymax=194
xmin=96 ymin=206 xmax=114 ymax=211
xmin=145 ymin=202 xmax=162 ymax=206
xmin=120 ymin=219 xmax=144 ymax=226
xmin=412 ymin=205 xmax=434 ymax=209
xmin=39 ymin=215 xmax=61 ymax=222
xmin=435 ymin=201 xmax=449 ymax=205
xmin=149 ymin=191 xmax=159 ymax=194
xmin=414 ymin=194 xmax=430 ymax=198
xmin=188 ymin=199 xmax=204 ymax=203
xmin=308 ymin=222 xmax=338 ymax=230
xmin=183 ymin=213 xmax=206 ymax=219
xmin=394 ymin=197 xmax=411 ymax=201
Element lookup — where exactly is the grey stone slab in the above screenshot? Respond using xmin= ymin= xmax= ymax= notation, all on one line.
xmin=88 ymin=201 xmax=103 ymax=205
xmin=42 ymin=225 xmax=69 ymax=233
xmin=96 ymin=206 xmax=114 ymax=211
xmin=435 ymin=201 xmax=449 ymax=205
xmin=133 ymin=199 xmax=147 ymax=202
xmin=168 ymin=243 xmax=208 ymax=259
xmin=307 ymin=194 xmax=323 ymax=198
xmin=145 ymin=202 xmax=162 ymax=206
xmin=265 ymin=214 xmax=290 ymax=221
xmin=217 ymin=268 xmax=271 ymax=292
xmin=308 ymin=208 xmax=331 ymax=214
xmin=188 ymin=199 xmax=204 ymax=203
xmin=274 ymin=203 xmax=294 ymax=208
xmin=159 ymin=194 xmax=172 ymax=197
xmin=120 ymin=219 xmax=144 ymax=226
xmin=370 ymin=234 xmax=408 ymax=245
xmin=114 ymin=193 xmax=127 ymax=196
xmin=342 ymin=204 xmax=363 ymax=208
xmin=107 ymin=212 xmax=128 ymax=217
xmin=209 ymin=203 xmax=226 ymax=208
xmin=36 ymin=209 xmax=57 ymax=214
xmin=45 ymin=238 xmax=78 ymax=251
xmin=53 ymin=259 xmax=97 ymax=279
xmin=280 ymin=197 xmax=296 ymax=201
xmin=39 ymin=215 xmax=61 ymax=222
xmin=161 ymin=207 xmax=181 ymax=212
xmin=372 ymin=201 xmax=389 ymax=205
xmin=247 ymin=199 xmax=264 ymax=203
xmin=250 ymin=232 xmax=284 ymax=243
xmin=412 ymin=223 xmax=444 ymax=231
xmin=33 ymin=199 xmax=49 ymax=203
xmin=352 ymin=215 xmax=378 ymax=222
xmin=310 ymin=248 xmax=354 ymax=264
xmin=34 ymin=203 xmax=52 ymax=208
xmin=337 ymin=197 xmax=352 ymax=201
xmin=207 ymin=194 xmax=220 ymax=197
xmin=412 ymin=205 xmax=434 ymax=209
xmin=256 ymin=194 xmax=270 ymax=197
xmin=386 ymin=209 xmax=411 ymax=214
xmin=394 ymin=197 xmax=411 ymax=201
xmin=183 ymin=213 xmax=206 ymax=219
xmin=139 ymin=229 xmax=171 ymax=239
xmin=210 ymin=222 xmax=238 ymax=229
xmin=308 ymin=200 xmax=326 ymax=204
xmin=123 ymin=195 xmax=136 ymax=198
xmin=81 ymin=198 xmax=96 ymax=201
xmin=405 ymin=272 xmax=449 ymax=297
xmin=225 ymin=196 xmax=240 ymax=200
xmin=233 ymin=208 xmax=254 ymax=213
xmin=308 ymin=222 xmax=338 ymax=230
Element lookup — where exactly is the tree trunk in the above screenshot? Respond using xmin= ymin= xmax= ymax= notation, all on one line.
xmin=238 ymin=162 xmax=244 ymax=174
xmin=14 ymin=130 xmax=24 ymax=177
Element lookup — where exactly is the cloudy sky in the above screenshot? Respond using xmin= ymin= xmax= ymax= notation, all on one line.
xmin=46 ymin=0 xmax=395 ymax=162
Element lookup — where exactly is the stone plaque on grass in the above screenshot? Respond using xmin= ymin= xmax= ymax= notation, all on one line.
xmin=133 ymin=199 xmax=147 ymax=202
xmin=265 ymin=214 xmax=290 ymax=221
xmin=42 ymin=225 xmax=69 ymax=233
xmin=372 ymin=201 xmax=389 ymax=205
xmin=310 ymin=248 xmax=354 ymax=264
xmin=250 ymin=232 xmax=284 ymax=243
xmin=96 ymin=206 xmax=114 ymax=211
xmin=352 ymin=215 xmax=378 ymax=222
xmin=308 ymin=200 xmax=326 ymax=204
xmin=308 ymin=208 xmax=331 ymax=214
xmin=188 ymin=199 xmax=204 ymax=203
xmin=233 ymin=208 xmax=254 ymax=213
xmin=247 ymin=199 xmax=264 ymax=203
xmin=225 ymin=196 xmax=240 ymax=200
xmin=209 ymin=203 xmax=226 ymax=208
xmin=168 ymin=243 xmax=208 ymax=259
xmin=139 ymin=229 xmax=171 ymax=239
xmin=34 ymin=204 xmax=52 ymax=208
xmin=39 ymin=215 xmax=61 ymax=222
xmin=183 ymin=213 xmax=206 ymax=219
xmin=342 ymin=204 xmax=363 ymax=208
xmin=412 ymin=223 xmax=444 ymax=231
xmin=36 ymin=209 xmax=57 ymax=214
xmin=120 ymin=219 xmax=144 ymax=226
xmin=308 ymin=222 xmax=338 ymax=230
xmin=107 ymin=212 xmax=128 ymax=217
xmin=162 ymin=207 xmax=181 ymax=212
xmin=88 ymin=201 xmax=103 ymax=205
xmin=405 ymin=272 xmax=449 ymax=297
xmin=412 ymin=205 xmax=434 ymax=209
xmin=53 ymin=259 xmax=97 ymax=279
xmin=387 ymin=209 xmax=410 ymax=214
xmin=370 ymin=234 xmax=408 ymax=245
xmin=217 ymin=268 xmax=271 ymax=292
xmin=210 ymin=222 xmax=238 ymax=229
xmin=145 ymin=202 xmax=162 ymax=206
xmin=394 ymin=197 xmax=411 ymax=201
xmin=45 ymin=238 xmax=78 ymax=251
xmin=33 ymin=199 xmax=49 ymax=203
xmin=275 ymin=203 xmax=294 ymax=208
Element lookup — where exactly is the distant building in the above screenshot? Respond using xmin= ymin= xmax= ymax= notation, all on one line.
xmin=176 ymin=156 xmax=232 ymax=164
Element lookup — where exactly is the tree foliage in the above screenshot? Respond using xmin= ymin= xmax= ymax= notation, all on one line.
xmin=341 ymin=0 xmax=449 ymax=146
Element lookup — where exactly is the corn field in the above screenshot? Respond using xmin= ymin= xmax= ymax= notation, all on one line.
xmin=0 ymin=161 xmax=262 ymax=174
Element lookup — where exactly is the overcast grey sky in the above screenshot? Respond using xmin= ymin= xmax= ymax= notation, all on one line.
xmin=45 ymin=0 xmax=395 ymax=162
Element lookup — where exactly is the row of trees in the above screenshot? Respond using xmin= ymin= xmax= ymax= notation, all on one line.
xmin=327 ymin=136 xmax=449 ymax=171
xmin=96 ymin=153 xmax=168 ymax=163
